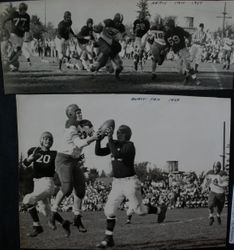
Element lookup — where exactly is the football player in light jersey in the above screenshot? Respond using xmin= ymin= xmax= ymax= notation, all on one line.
xmin=22 ymin=132 xmax=58 ymax=237
xmin=50 ymin=104 xmax=98 ymax=237
xmin=144 ymin=22 xmax=167 ymax=79
xmin=164 ymin=19 xmax=201 ymax=86
xmin=190 ymin=23 xmax=207 ymax=73
xmin=202 ymin=161 xmax=228 ymax=225
xmin=222 ymin=32 xmax=234 ymax=70
xmin=95 ymin=125 xmax=167 ymax=248
xmin=55 ymin=11 xmax=76 ymax=71
xmin=133 ymin=12 xmax=150 ymax=71
xmin=2 ymin=2 xmax=30 ymax=71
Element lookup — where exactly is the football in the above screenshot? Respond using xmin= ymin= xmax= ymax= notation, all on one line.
xmin=98 ymin=119 xmax=115 ymax=139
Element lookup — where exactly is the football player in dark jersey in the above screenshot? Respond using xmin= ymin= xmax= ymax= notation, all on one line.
xmin=55 ymin=11 xmax=76 ymax=71
xmin=77 ymin=18 xmax=95 ymax=70
xmin=95 ymin=125 xmax=167 ymax=248
xmin=91 ymin=13 xmax=126 ymax=78
xmin=133 ymin=12 xmax=150 ymax=71
xmin=2 ymin=2 xmax=30 ymax=71
xmin=164 ymin=19 xmax=201 ymax=85
xmin=21 ymin=132 xmax=64 ymax=237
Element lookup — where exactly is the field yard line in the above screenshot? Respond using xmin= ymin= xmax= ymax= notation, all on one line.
xmin=211 ymin=64 xmax=223 ymax=89
xmin=161 ymin=213 xmax=228 ymax=226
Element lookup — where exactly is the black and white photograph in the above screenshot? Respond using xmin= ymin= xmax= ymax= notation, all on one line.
xmin=17 ymin=94 xmax=231 ymax=249
xmin=0 ymin=0 xmax=233 ymax=94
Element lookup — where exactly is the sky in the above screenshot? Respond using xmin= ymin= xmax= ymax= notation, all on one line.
xmin=0 ymin=0 xmax=233 ymax=32
xmin=17 ymin=94 xmax=231 ymax=175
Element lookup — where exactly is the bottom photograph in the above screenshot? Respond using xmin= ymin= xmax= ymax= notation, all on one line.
xmin=16 ymin=94 xmax=231 ymax=250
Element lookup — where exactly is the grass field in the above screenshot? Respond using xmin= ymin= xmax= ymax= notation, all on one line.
xmin=20 ymin=207 xmax=227 ymax=249
xmin=3 ymin=56 xmax=233 ymax=93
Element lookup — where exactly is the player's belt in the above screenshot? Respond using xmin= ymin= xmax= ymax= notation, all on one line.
xmin=113 ymin=175 xmax=137 ymax=180
xmin=111 ymin=156 xmax=123 ymax=161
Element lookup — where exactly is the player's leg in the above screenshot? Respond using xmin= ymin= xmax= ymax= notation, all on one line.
xmin=97 ymin=179 xmax=124 ymax=248
xmin=194 ymin=45 xmax=202 ymax=73
xmin=50 ymin=153 xmax=73 ymax=236
xmin=215 ymin=193 xmax=225 ymax=225
xmin=73 ymin=164 xmax=87 ymax=232
xmin=207 ymin=191 xmax=216 ymax=225
xmin=133 ymin=37 xmax=141 ymax=71
xmin=124 ymin=177 xmax=167 ymax=223
xmin=55 ymin=37 xmax=65 ymax=71
xmin=22 ymin=177 xmax=54 ymax=237
xmin=180 ymin=48 xmax=200 ymax=86
xmin=111 ymin=54 xmax=123 ymax=79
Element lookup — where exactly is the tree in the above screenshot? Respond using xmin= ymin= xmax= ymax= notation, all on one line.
xmin=148 ymin=167 xmax=165 ymax=182
xmin=0 ymin=3 xmax=16 ymax=30
xmin=135 ymin=161 xmax=149 ymax=181
xmin=100 ymin=170 xmax=106 ymax=178
xmin=136 ymin=0 xmax=151 ymax=19
xmin=43 ymin=21 xmax=57 ymax=40
xmin=88 ymin=168 xmax=99 ymax=182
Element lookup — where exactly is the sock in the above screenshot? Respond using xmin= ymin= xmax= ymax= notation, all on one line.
xmin=59 ymin=59 xmax=62 ymax=70
xmin=28 ymin=206 xmax=40 ymax=223
xmin=148 ymin=205 xmax=158 ymax=214
xmin=52 ymin=211 xmax=64 ymax=224
xmin=127 ymin=215 xmax=132 ymax=221
xmin=106 ymin=217 xmax=116 ymax=233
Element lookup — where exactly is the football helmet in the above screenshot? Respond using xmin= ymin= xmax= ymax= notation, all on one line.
xmin=40 ymin=131 xmax=53 ymax=146
xmin=113 ymin=13 xmax=124 ymax=23
xmin=117 ymin=125 xmax=132 ymax=141
xmin=66 ymin=104 xmax=81 ymax=119
xmin=19 ymin=2 xmax=28 ymax=12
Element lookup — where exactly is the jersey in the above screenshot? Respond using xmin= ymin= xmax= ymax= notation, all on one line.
xmin=164 ymin=26 xmax=190 ymax=53
xmin=133 ymin=19 xmax=150 ymax=38
xmin=57 ymin=20 xmax=74 ymax=40
xmin=95 ymin=140 xmax=136 ymax=178
xmin=223 ymin=37 xmax=234 ymax=51
xmin=77 ymin=25 xmax=94 ymax=44
xmin=23 ymin=147 xmax=57 ymax=179
xmin=205 ymin=170 xmax=228 ymax=194
xmin=4 ymin=11 xmax=30 ymax=38
xmin=192 ymin=30 xmax=206 ymax=45
xmin=148 ymin=29 xmax=166 ymax=46
xmin=58 ymin=125 xmax=83 ymax=158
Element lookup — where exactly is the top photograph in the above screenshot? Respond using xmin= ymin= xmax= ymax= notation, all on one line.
xmin=0 ymin=0 xmax=233 ymax=94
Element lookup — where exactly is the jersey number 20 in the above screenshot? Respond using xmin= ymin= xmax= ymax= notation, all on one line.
xmin=36 ymin=154 xmax=51 ymax=164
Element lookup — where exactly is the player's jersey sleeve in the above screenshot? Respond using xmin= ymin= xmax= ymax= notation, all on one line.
xmin=95 ymin=140 xmax=111 ymax=156
xmin=23 ymin=147 xmax=36 ymax=167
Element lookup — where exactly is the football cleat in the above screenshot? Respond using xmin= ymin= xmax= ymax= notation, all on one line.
xmin=158 ymin=203 xmax=167 ymax=223
xmin=96 ymin=235 xmax=115 ymax=248
xmin=209 ymin=216 xmax=215 ymax=226
xmin=27 ymin=225 xmax=43 ymax=237
xmin=115 ymin=66 xmax=123 ymax=79
xmin=73 ymin=215 xmax=87 ymax=233
xmin=62 ymin=220 xmax=71 ymax=237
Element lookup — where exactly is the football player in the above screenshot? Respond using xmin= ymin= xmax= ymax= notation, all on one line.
xmin=22 ymin=132 xmax=58 ymax=237
xmin=202 ymin=161 xmax=228 ymax=225
xmin=222 ymin=32 xmax=234 ymax=70
xmin=164 ymin=19 xmax=201 ymax=85
xmin=77 ymin=18 xmax=95 ymax=71
xmin=190 ymin=23 xmax=207 ymax=73
xmin=95 ymin=125 xmax=167 ymax=248
xmin=2 ymin=2 xmax=30 ymax=71
xmin=50 ymin=104 xmax=98 ymax=237
xmin=145 ymin=21 xmax=167 ymax=79
xmin=91 ymin=13 xmax=126 ymax=78
xmin=55 ymin=11 xmax=76 ymax=71
xmin=133 ymin=12 xmax=150 ymax=71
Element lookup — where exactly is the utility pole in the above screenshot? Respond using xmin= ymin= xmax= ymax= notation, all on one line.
xmin=44 ymin=0 xmax=47 ymax=27
xmin=216 ymin=2 xmax=232 ymax=38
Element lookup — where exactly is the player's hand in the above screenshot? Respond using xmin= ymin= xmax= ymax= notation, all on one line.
xmin=105 ymin=127 xmax=113 ymax=139
xmin=27 ymin=147 xmax=41 ymax=162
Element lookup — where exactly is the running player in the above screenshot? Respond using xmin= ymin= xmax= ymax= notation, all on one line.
xmin=190 ymin=23 xmax=207 ymax=73
xmin=133 ymin=12 xmax=150 ymax=71
xmin=164 ymin=19 xmax=201 ymax=85
xmin=95 ymin=125 xmax=167 ymax=248
xmin=22 ymin=132 xmax=58 ymax=237
xmin=202 ymin=161 xmax=228 ymax=225
xmin=55 ymin=11 xmax=76 ymax=71
xmin=2 ymin=2 xmax=30 ymax=71
xmin=222 ymin=32 xmax=234 ymax=70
